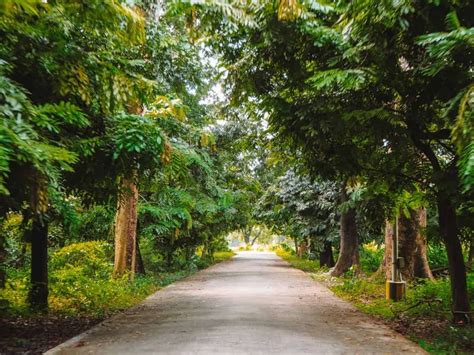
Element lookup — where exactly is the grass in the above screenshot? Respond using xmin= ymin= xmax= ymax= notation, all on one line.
xmin=275 ymin=247 xmax=474 ymax=354
xmin=213 ymin=251 xmax=236 ymax=263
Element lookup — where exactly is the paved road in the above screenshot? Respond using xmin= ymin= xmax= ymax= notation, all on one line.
xmin=47 ymin=252 xmax=424 ymax=354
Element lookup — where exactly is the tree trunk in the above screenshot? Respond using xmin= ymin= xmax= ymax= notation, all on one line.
xmin=297 ymin=238 xmax=308 ymax=257
xmin=293 ymin=236 xmax=298 ymax=255
xmin=0 ymin=233 xmax=5 ymax=289
xmin=413 ymin=208 xmax=434 ymax=279
xmin=331 ymin=187 xmax=359 ymax=277
xmin=243 ymin=227 xmax=251 ymax=244
xmin=135 ymin=236 xmax=145 ymax=275
xmin=437 ymin=193 xmax=470 ymax=324
xmin=250 ymin=229 xmax=262 ymax=246
xmin=166 ymin=251 xmax=173 ymax=268
xmin=381 ymin=208 xmax=433 ymax=280
xmin=28 ymin=216 xmax=48 ymax=311
xmin=113 ymin=177 xmax=138 ymax=279
xmin=319 ymin=241 xmax=335 ymax=267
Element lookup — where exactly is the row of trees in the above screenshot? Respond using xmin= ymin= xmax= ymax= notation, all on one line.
xmin=0 ymin=1 xmax=250 ymax=311
xmin=1 ymin=0 xmax=472 ymax=326
xmin=188 ymin=0 xmax=473 ymax=323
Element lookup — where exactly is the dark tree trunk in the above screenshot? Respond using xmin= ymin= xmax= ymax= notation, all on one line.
xmin=382 ymin=208 xmax=433 ymax=280
xmin=331 ymin=187 xmax=359 ymax=277
xmin=0 ymin=234 xmax=5 ymax=289
xmin=166 ymin=251 xmax=173 ymax=268
xmin=243 ymin=227 xmax=251 ymax=244
xmin=28 ymin=216 xmax=48 ymax=311
xmin=250 ymin=229 xmax=262 ymax=246
xmin=293 ymin=236 xmax=298 ymax=255
xmin=437 ymin=194 xmax=470 ymax=323
xmin=18 ymin=242 xmax=27 ymax=268
xmin=135 ymin=236 xmax=145 ymax=275
xmin=184 ymin=246 xmax=194 ymax=261
xmin=319 ymin=241 xmax=335 ymax=267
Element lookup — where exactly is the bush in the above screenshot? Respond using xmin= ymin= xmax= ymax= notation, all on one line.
xmin=48 ymin=241 xmax=156 ymax=315
xmin=50 ymin=241 xmax=113 ymax=279
xmin=360 ymin=242 xmax=384 ymax=273
xmin=427 ymin=243 xmax=449 ymax=269
xmin=77 ymin=205 xmax=114 ymax=242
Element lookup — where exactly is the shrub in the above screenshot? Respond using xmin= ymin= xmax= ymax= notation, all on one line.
xmin=427 ymin=243 xmax=449 ymax=269
xmin=360 ymin=242 xmax=384 ymax=273
xmin=50 ymin=241 xmax=113 ymax=279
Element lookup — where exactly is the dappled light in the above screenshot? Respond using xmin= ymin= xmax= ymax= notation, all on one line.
xmin=0 ymin=0 xmax=473 ymax=354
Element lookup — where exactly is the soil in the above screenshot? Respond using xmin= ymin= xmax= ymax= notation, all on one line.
xmin=0 ymin=315 xmax=103 ymax=354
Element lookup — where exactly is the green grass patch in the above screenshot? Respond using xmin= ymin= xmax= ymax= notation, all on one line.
xmin=275 ymin=248 xmax=320 ymax=272
xmin=213 ymin=251 xmax=236 ymax=263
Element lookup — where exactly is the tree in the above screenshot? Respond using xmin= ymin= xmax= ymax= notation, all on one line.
xmin=381 ymin=209 xmax=433 ymax=281
xmin=0 ymin=0 xmax=148 ymax=309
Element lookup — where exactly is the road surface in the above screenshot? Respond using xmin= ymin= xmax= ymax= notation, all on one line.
xmin=46 ymin=252 xmax=424 ymax=354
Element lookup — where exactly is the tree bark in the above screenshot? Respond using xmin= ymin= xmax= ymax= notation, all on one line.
xmin=331 ymin=187 xmax=359 ymax=277
xmin=437 ymin=193 xmax=470 ymax=324
xmin=113 ymin=177 xmax=138 ymax=279
xmin=297 ymin=238 xmax=308 ymax=257
xmin=28 ymin=216 xmax=48 ymax=311
xmin=319 ymin=240 xmax=335 ymax=267
xmin=381 ymin=208 xmax=433 ymax=280
xmin=250 ymin=229 xmax=262 ymax=246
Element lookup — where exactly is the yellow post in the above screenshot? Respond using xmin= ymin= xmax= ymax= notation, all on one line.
xmin=386 ymin=215 xmax=406 ymax=301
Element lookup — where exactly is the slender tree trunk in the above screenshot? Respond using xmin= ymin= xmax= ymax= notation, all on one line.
xmin=185 ymin=246 xmax=195 ymax=261
xmin=319 ymin=240 xmax=335 ymax=267
xmin=297 ymin=238 xmax=308 ymax=257
xmin=467 ymin=238 xmax=474 ymax=270
xmin=331 ymin=187 xmax=359 ymax=277
xmin=0 ymin=233 xmax=5 ymax=289
xmin=18 ymin=242 xmax=27 ymax=268
xmin=113 ymin=177 xmax=138 ymax=279
xmin=437 ymin=193 xmax=470 ymax=323
xmin=250 ymin=229 xmax=262 ymax=246
xmin=166 ymin=251 xmax=173 ymax=268
xmin=28 ymin=216 xmax=48 ymax=311
xmin=135 ymin=236 xmax=145 ymax=275
xmin=381 ymin=208 xmax=433 ymax=280
xmin=293 ymin=236 xmax=298 ymax=255
xmin=243 ymin=227 xmax=251 ymax=244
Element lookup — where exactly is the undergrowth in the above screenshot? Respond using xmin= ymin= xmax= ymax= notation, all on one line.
xmin=0 ymin=242 xmax=235 ymax=318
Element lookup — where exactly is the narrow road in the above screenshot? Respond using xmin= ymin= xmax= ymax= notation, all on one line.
xmin=47 ymin=252 xmax=424 ymax=354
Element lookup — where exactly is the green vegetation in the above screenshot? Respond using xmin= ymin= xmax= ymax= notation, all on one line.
xmin=2 ymin=241 xmax=234 ymax=317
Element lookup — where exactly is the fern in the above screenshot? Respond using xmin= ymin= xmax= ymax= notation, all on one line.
xmin=306 ymin=68 xmax=375 ymax=92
